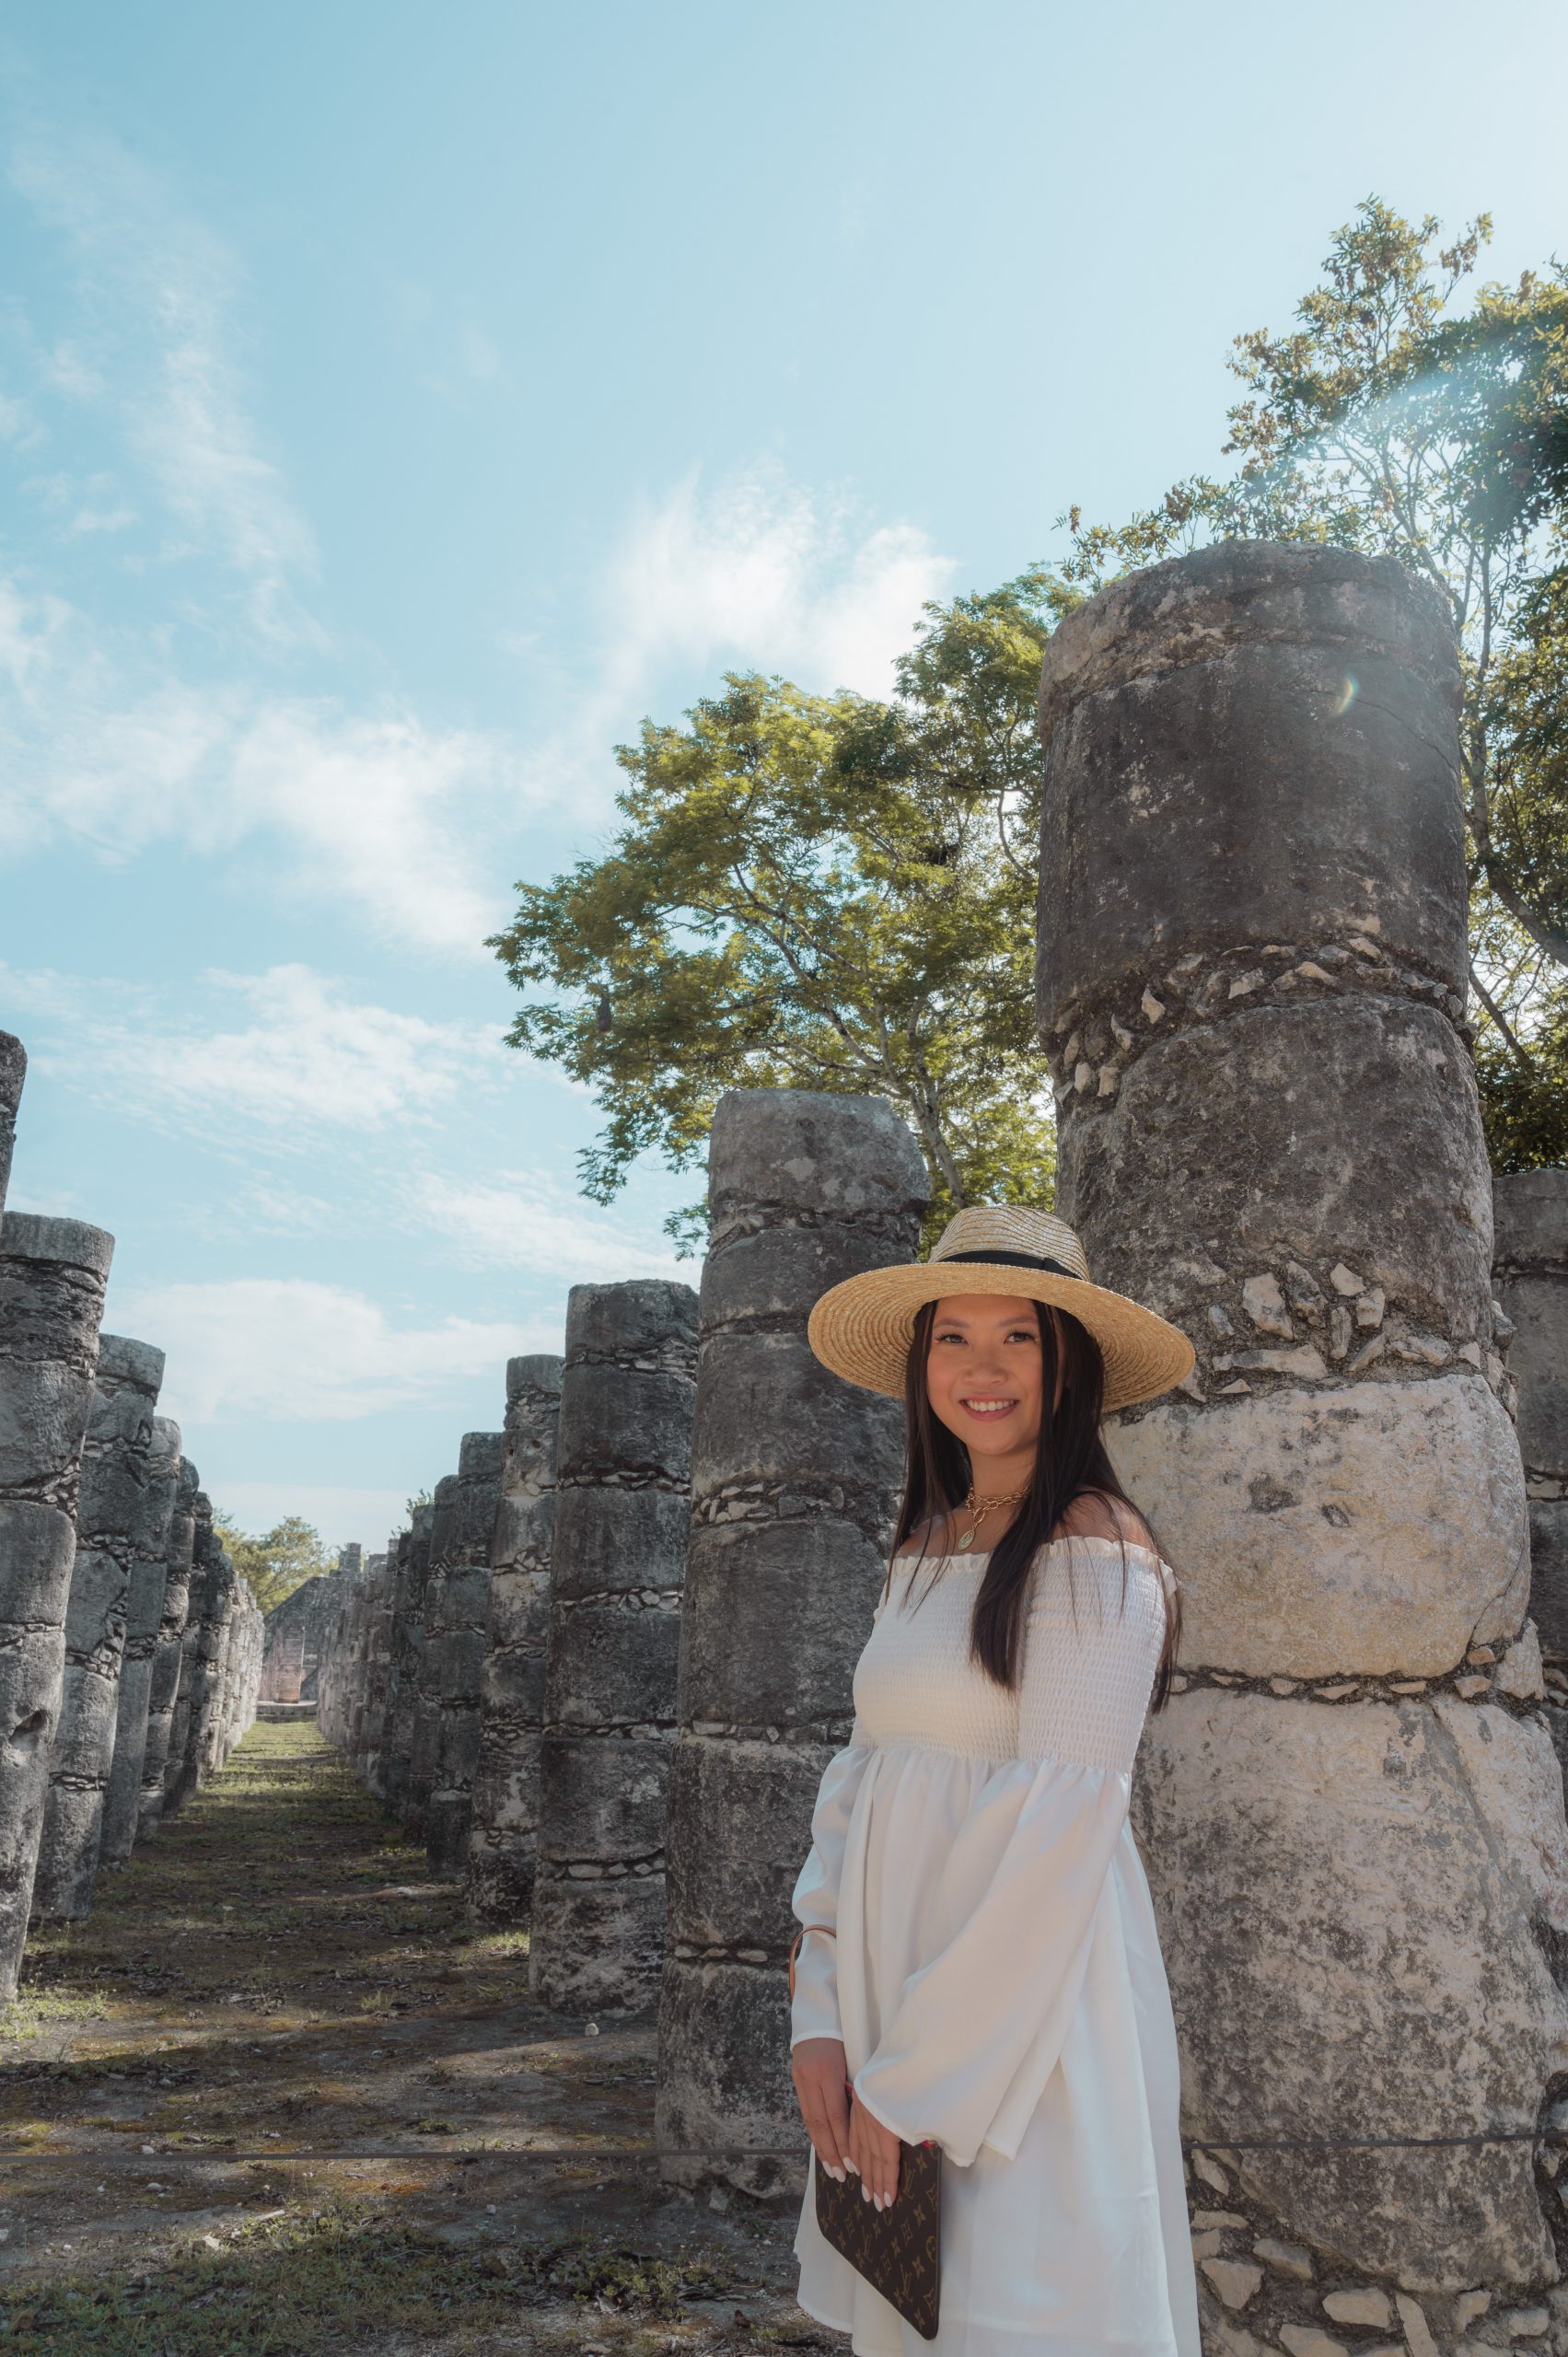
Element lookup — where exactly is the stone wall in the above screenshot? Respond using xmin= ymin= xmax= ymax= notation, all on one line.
xmin=467 ymin=1355 xmax=563 ymax=1924
xmin=1036 ymin=543 xmax=1568 ymax=2331
xmin=529 ymin=1281 xmax=698 ymax=2016
xmin=656 ymin=1089 xmax=928 ymax=2189
xmin=0 ymin=1213 xmax=114 ymax=2001
xmin=34 ymin=1336 xmax=167 ymax=1922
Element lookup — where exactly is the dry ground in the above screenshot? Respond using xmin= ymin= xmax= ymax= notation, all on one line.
xmin=0 ymin=1722 xmax=830 ymax=2356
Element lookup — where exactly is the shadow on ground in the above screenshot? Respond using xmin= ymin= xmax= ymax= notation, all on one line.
xmin=1 ymin=1724 xmax=829 ymax=2356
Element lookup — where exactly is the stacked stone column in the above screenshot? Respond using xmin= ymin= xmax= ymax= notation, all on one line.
xmin=427 ymin=1434 xmax=504 ymax=1877
xmin=1495 ymin=1173 xmax=1568 ymax=1763
xmin=164 ymin=1492 xmax=217 ymax=1817
xmin=135 ymin=1457 xmax=197 ymax=1841
xmin=0 ymin=1213 xmax=114 ymax=1999
xmin=530 ymin=1282 xmax=698 ymax=2014
xmin=468 ymin=1355 xmax=563 ymax=1923
xmin=383 ymin=1504 xmax=433 ymax=1821
xmin=0 ymin=1034 xmax=23 ymax=1214
xmin=1036 ymin=543 xmax=1568 ymax=2321
xmin=406 ymin=1480 xmax=459 ymax=1840
xmin=99 ymin=1416 xmax=182 ymax=1868
xmin=656 ymin=1089 xmax=928 ymax=2187
xmin=34 ymin=1336 xmax=166 ymax=1921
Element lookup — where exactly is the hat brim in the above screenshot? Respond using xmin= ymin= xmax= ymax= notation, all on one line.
xmin=806 ymin=1260 xmax=1195 ymax=1413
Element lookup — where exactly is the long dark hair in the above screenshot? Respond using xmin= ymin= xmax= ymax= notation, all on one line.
xmin=888 ymin=1296 xmax=1181 ymax=1711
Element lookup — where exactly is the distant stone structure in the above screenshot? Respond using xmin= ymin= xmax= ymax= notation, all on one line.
xmin=99 ymin=1415 xmax=182 ymax=1869
xmin=134 ymin=1456 xmax=198 ymax=1843
xmin=0 ymin=1212 xmax=114 ymax=1999
xmin=0 ymin=1034 xmax=24 ymax=1217
xmin=1036 ymin=544 xmax=1565 ymax=2328
xmin=467 ymin=1355 xmax=563 ymax=1924
xmin=34 ymin=1336 xmax=167 ymax=1922
xmin=383 ymin=1503 xmax=434 ymax=1822
xmin=1495 ymin=1169 xmax=1568 ymax=1751
xmin=165 ymin=1492 xmax=222 ymax=1817
xmin=406 ymin=1475 xmax=459 ymax=1842
xmin=427 ymin=1434 xmax=505 ymax=1878
xmin=530 ymin=1281 xmax=698 ymax=2014
xmin=656 ymin=1089 xmax=928 ymax=2189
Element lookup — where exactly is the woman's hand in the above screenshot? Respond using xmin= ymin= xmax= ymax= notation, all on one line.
xmin=791 ymin=2038 xmax=854 ymax=2183
xmin=848 ymin=2088 xmax=902 ymax=2210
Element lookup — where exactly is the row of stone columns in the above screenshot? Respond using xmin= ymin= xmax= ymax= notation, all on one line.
xmin=0 ymin=1032 xmax=262 ymax=2001
xmin=308 ymin=546 xmax=1568 ymax=2324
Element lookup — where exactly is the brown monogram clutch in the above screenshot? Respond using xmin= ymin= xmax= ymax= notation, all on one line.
xmin=789 ymin=1925 xmax=942 ymax=2340
xmin=813 ymin=2133 xmax=942 ymax=2340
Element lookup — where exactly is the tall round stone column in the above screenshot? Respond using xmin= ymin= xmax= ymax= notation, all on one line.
xmin=656 ymin=1089 xmax=928 ymax=2189
xmin=1036 ymin=542 xmax=1568 ymax=2320
xmin=468 ymin=1355 xmax=563 ymax=1924
xmin=1495 ymin=1172 xmax=1568 ymax=1749
xmin=0 ymin=1212 xmax=114 ymax=1999
xmin=0 ymin=1033 xmax=24 ymax=1216
xmin=530 ymin=1281 xmax=698 ymax=2015
xmin=165 ymin=1493 xmax=220 ymax=1816
xmin=384 ymin=1503 xmax=433 ymax=1822
xmin=427 ymin=1431 xmax=505 ymax=1877
xmin=406 ymin=1476 xmax=459 ymax=1840
xmin=135 ymin=1455 xmax=197 ymax=1842
xmin=34 ymin=1336 xmax=166 ymax=1920
xmin=100 ymin=1416 xmax=182 ymax=1868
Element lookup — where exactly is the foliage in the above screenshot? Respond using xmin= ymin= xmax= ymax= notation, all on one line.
xmin=1054 ymin=197 xmax=1568 ymax=1167
xmin=211 ymin=1512 xmax=332 ymax=1616
xmin=491 ymin=576 xmax=1062 ymax=1241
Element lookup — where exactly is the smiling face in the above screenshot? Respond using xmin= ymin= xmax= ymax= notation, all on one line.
xmin=924 ymin=1293 xmax=1062 ymax=1480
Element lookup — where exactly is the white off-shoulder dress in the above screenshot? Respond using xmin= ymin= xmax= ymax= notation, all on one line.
xmin=788 ymin=1536 xmax=1200 ymax=2357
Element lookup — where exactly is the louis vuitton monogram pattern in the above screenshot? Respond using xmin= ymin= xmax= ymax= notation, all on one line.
xmin=813 ymin=2138 xmax=942 ymax=2340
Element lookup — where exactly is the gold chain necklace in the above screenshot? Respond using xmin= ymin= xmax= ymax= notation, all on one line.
xmin=956 ymin=1482 xmax=1032 ymax=1550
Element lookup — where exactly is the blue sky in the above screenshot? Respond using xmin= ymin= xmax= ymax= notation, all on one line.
xmin=3 ymin=0 xmax=1564 ymax=1550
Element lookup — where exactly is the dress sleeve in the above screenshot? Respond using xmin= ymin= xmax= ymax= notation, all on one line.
xmin=788 ymin=1716 xmax=875 ymax=2049
xmin=851 ymin=1540 xmax=1167 ymax=2166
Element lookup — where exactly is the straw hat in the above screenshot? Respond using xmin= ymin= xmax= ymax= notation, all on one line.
xmin=807 ymin=1203 xmax=1195 ymax=1412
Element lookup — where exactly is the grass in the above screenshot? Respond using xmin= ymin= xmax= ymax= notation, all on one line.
xmin=0 ymin=2200 xmax=741 ymax=2355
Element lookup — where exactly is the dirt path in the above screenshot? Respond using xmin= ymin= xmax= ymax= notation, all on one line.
xmin=0 ymin=1723 xmax=828 ymax=2355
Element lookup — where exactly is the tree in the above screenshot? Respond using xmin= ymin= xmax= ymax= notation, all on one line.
xmin=212 ymin=1513 xmax=333 ymax=1617
xmin=491 ymin=578 xmax=1061 ymax=1244
xmin=1055 ymin=198 xmax=1568 ymax=1167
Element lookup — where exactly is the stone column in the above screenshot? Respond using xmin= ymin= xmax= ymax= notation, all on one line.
xmin=165 ymin=1492 xmax=218 ymax=1816
xmin=0 ymin=1213 xmax=114 ymax=1999
xmin=406 ymin=1477 xmax=459 ymax=1840
xmin=135 ymin=1456 xmax=197 ymax=1842
xmin=1495 ymin=1172 xmax=1568 ymax=1751
xmin=468 ymin=1355 xmax=563 ymax=1923
xmin=358 ymin=1538 xmax=402 ymax=1796
xmin=530 ymin=1281 xmax=698 ymax=2014
xmin=190 ymin=1539 xmax=236 ymax=1789
xmin=1036 ymin=541 xmax=1568 ymax=2320
xmin=34 ymin=1337 xmax=166 ymax=1921
xmin=427 ymin=1433 xmax=505 ymax=1877
xmin=656 ymin=1090 xmax=928 ymax=2188
xmin=99 ymin=1417 xmax=182 ymax=1869
xmin=0 ymin=1033 xmax=24 ymax=1217
xmin=384 ymin=1503 xmax=433 ymax=1821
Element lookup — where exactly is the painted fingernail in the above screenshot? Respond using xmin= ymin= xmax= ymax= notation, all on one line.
xmin=829 ymin=2166 xmax=845 ymax=2182
xmin=860 ymin=2183 xmax=871 ymax=2203
xmin=844 ymin=2157 xmax=860 ymax=2174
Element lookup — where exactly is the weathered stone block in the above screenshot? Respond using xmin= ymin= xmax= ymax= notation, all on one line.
xmin=1133 ymin=1688 xmax=1568 ymax=2288
xmin=665 ymin=1736 xmax=830 ymax=1953
xmin=1109 ymin=1373 xmax=1529 ymax=1677
xmin=549 ymin=1487 xmax=691 ymax=1602
xmin=679 ymin=1520 xmax=883 ymax=1727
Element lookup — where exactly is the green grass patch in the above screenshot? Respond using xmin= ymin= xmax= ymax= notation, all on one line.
xmin=0 ymin=2204 xmax=738 ymax=2354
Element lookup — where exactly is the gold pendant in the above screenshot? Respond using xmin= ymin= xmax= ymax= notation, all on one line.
xmin=958 ymin=1527 xmax=976 ymax=1550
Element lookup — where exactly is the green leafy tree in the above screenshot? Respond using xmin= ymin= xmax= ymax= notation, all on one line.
xmin=1055 ymin=198 xmax=1568 ymax=1167
xmin=491 ymin=578 xmax=1060 ymax=1244
xmin=212 ymin=1513 xmax=333 ymax=1617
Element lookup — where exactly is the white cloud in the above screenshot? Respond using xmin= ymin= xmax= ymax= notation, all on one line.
xmin=8 ymin=131 xmax=316 ymax=636
xmin=412 ymin=1169 xmax=687 ymax=1283
xmin=600 ymin=467 xmax=955 ymax=700
xmin=4 ymin=962 xmax=506 ymax=1136
xmin=109 ymin=1276 xmax=538 ymax=1424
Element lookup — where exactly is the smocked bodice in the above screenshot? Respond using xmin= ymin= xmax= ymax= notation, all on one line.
xmin=852 ymin=1535 xmax=1170 ymax=1771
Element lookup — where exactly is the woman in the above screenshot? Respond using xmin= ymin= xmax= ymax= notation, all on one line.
xmin=789 ymin=1203 xmax=1201 ymax=2357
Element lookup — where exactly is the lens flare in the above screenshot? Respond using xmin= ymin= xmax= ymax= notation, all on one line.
xmin=1331 ymin=674 xmax=1359 ymax=715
